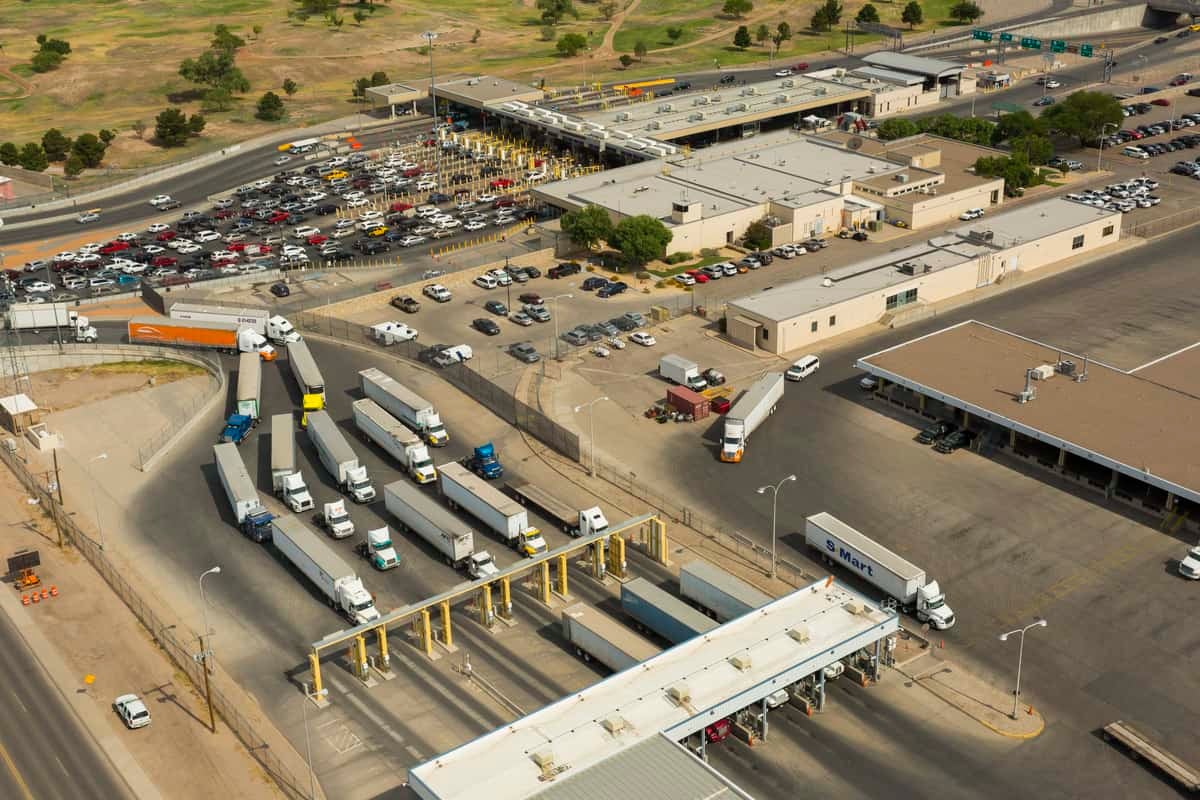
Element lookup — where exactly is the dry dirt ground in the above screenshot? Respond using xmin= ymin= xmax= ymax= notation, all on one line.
xmin=27 ymin=361 xmax=207 ymax=414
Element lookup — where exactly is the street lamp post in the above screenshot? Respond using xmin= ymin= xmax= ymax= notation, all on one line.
xmin=198 ymin=566 xmax=222 ymax=733
xmin=303 ymin=685 xmax=330 ymax=800
xmin=422 ymin=31 xmax=438 ymax=124
xmin=998 ymin=618 xmax=1048 ymax=720
xmin=549 ymin=292 xmax=573 ymax=359
xmin=1096 ymin=122 xmax=1119 ymax=172
xmin=573 ymin=396 xmax=609 ymax=476
xmin=755 ymin=474 xmax=796 ymax=581
xmin=88 ymin=453 xmax=108 ymax=550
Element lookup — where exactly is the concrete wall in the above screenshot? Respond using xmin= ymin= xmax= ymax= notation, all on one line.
xmin=1003 ymin=3 xmax=1160 ymax=39
xmin=867 ymin=85 xmax=943 ymax=118
xmin=667 ymin=204 xmax=764 ymax=254
xmin=0 ymin=343 xmax=219 ymax=378
xmin=900 ymin=178 xmax=1004 ymax=229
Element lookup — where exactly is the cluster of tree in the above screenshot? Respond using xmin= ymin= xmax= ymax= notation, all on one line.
xmin=973 ymin=155 xmax=1044 ymax=196
xmin=948 ymin=0 xmax=983 ymax=23
xmin=291 ymin=0 xmax=389 ymax=24
xmin=0 ymin=128 xmax=115 ymax=175
xmin=733 ymin=20 xmax=792 ymax=49
xmin=31 ymin=33 xmax=71 ymax=73
xmin=722 ymin=0 xmax=753 ymax=18
xmin=154 ymin=107 xmax=207 ymax=147
xmin=560 ymin=205 xmax=672 ymax=267
xmin=902 ymin=1 xmax=924 ymax=28
xmin=875 ymin=113 xmax=995 ymax=145
xmin=178 ymin=25 xmax=251 ymax=112
xmin=811 ymin=0 xmax=843 ymax=33
xmin=351 ymin=71 xmax=390 ymax=102
xmin=538 ymin=0 xmax=578 ymax=25
xmin=1039 ymin=90 xmax=1123 ymax=146
xmin=742 ymin=219 xmax=773 ymax=250
xmin=256 ymin=91 xmax=286 ymax=121
xmin=557 ymin=32 xmax=589 ymax=57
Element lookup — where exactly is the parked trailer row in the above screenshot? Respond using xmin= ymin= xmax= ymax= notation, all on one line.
xmin=269 ymin=515 xmax=380 ymax=625
xmin=679 ymin=561 xmax=771 ymax=622
xmin=620 ymin=577 xmax=717 ymax=645
xmin=561 ymin=604 xmax=660 ymax=673
xmin=383 ymin=480 xmax=498 ymax=579
xmin=359 ymin=367 xmax=448 ymax=447
xmin=505 ymin=479 xmax=608 ymax=538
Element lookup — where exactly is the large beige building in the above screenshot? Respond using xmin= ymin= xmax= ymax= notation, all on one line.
xmin=725 ymin=198 xmax=1122 ymax=355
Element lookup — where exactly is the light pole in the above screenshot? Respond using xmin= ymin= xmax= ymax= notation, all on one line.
xmin=422 ymin=31 xmax=438 ymax=124
xmin=573 ymin=396 xmax=609 ymax=476
xmin=302 ymin=685 xmax=329 ymax=800
xmin=549 ymin=292 xmax=573 ymax=359
xmin=88 ymin=452 xmax=107 ymax=550
xmin=998 ymin=618 xmax=1047 ymax=720
xmin=756 ymin=474 xmax=796 ymax=581
xmin=198 ymin=566 xmax=222 ymax=733
xmin=1096 ymin=122 xmax=1119 ymax=172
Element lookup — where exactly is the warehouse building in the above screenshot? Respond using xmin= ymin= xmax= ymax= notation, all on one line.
xmin=724 ymin=198 xmax=1121 ymax=354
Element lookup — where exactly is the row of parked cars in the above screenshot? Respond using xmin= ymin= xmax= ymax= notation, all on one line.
xmin=1064 ymin=178 xmax=1161 ymax=213
xmin=1115 ymin=112 xmax=1200 ymax=159
xmin=915 ymin=419 xmax=978 ymax=454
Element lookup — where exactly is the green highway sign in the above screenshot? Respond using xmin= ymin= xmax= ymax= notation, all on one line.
xmin=1050 ymin=39 xmax=1066 ymax=53
xmin=1080 ymin=43 xmax=1094 ymax=57
xmin=1020 ymin=36 xmax=1042 ymax=49
xmin=972 ymin=29 xmax=993 ymax=42
xmin=999 ymin=32 xmax=1014 ymax=42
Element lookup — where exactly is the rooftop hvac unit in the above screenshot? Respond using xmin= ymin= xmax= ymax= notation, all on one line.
xmin=742 ymin=86 xmax=757 ymax=96
xmin=729 ymin=654 xmax=752 ymax=671
xmin=531 ymin=750 xmax=555 ymax=769
xmin=894 ymin=173 xmax=909 ymax=183
xmin=600 ymin=715 xmax=627 ymax=734
xmin=689 ymin=112 xmax=706 ymax=121
xmin=813 ymin=87 xmax=827 ymax=95
xmin=696 ymin=96 xmax=711 ymax=105
xmin=775 ymin=94 xmax=791 ymax=104
xmin=563 ymin=121 xmax=583 ymax=132
xmin=658 ymin=103 xmax=675 ymax=112
xmin=843 ymin=601 xmax=864 ymax=616
xmin=782 ymin=79 xmax=795 ymax=88
xmin=822 ymin=277 xmax=833 ymax=288
xmin=616 ymin=111 xmax=632 ymax=121
xmin=626 ymin=140 xmax=647 ymax=149
xmin=612 ymin=129 xmax=633 ymax=139
xmin=587 ymin=130 xmax=610 ymax=140
xmin=1031 ymin=364 xmax=1055 ymax=380
xmin=668 ymin=683 xmax=692 ymax=704
xmin=647 ymin=120 xmax=661 ymax=130
xmin=731 ymin=102 xmax=749 ymax=112
xmin=787 ymin=626 xmax=811 ymax=643
xmin=897 ymin=261 xmax=917 ymax=275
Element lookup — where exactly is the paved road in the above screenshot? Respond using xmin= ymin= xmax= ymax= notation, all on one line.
xmin=0 ymin=610 xmax=134 ymax=800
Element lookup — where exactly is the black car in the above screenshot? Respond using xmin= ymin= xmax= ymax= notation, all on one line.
xmin=581 ymin=276 xmax=608 ymax=291
xmin=548 ymin=261 xmax=581 ymax=279
xmin=326 ymin=250 xmax=353 ymax=262
xmin=472 ymin=318 xmax=501 ymax=336
xmin=916 ymin=420 xmax=956 ymax=444
xmin=934 ymin=429 xmax=977 ymax=454
xmin=269 ymin=282 xmax=291 ymax=298
xmin=523 ymin=266 xmax=542 ymax=279
xmin=484 ymin=300 xmax=508 ymax=316
xmin=719 ymin=74 xmax=736 ymax=84
xmin=357 ymin=240 xmax=388 ymax=255
xmin=752 ymin=251 xmax=774 ymax=265
xmin=597 ymin=281 xmax=628 ymax=298
xmin=609 ymin=316 xmax=637 ymax=332
xmin=1154 ymin=36 xmax=1168 ymax=44
xmin=315 ymin=203 xmax=338 ymax=215
xmin=428 ymin=192 xmax=451 ymax=204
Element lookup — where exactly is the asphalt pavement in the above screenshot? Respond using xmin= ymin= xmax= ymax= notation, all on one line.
xmin=0 ymin=609 xmax=135 ymax=800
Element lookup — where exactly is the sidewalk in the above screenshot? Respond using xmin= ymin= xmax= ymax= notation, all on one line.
xmin=896 ymin=651 xmax=1046 ymax=739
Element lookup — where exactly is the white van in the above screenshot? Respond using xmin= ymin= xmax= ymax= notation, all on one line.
xmin=786 ymin=354 xmax=820 ymax=381
xmin=1122 ymin=146 xmax=1149 ymax=160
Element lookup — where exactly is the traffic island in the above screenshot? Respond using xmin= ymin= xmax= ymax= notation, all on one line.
xmin=899 ymin=658 xmax=1045 ymax=740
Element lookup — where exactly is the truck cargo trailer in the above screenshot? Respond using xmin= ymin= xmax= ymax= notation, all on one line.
xmin=383 ymin=480 xmax=497 ymax=579
xmin=269 ymin=515 xmax=380 ymax=625
xmin=213 ymin=442 xmax=274 ymax=541
xmin=439 ymin=463 xmax=546 ymax=557
xmin=128 ymin=316 xmax=269 ymax=355
xmin=235 ymin=351 xmax=262 ymax=420
xmin=721 ymin=372 xmax=784 ymax=463
xmin=359 ymin=367 xmax=448 ymax=446
xmin=561 ymin=603 xmax=660 ymax=673
xmin=679 ymin=561 xmax=771 ymax=622
xmin=620 ymin=577 xmax=717 ymax=645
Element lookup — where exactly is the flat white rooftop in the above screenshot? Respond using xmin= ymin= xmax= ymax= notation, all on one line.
xmin=408 ymin=579 xmax=897 ymax=800
xmin=950 ymin=197 xmax=1118 ymax=245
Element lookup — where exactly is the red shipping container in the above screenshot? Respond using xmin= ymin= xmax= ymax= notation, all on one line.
xmin=665 ymin=385 xmax=710 ymax=420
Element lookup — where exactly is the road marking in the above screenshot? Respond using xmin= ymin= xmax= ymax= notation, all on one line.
xmin=341 ymin=691 xmax=408 ymax=747
xmin=1005 ymin=535 xmax=1150 ymax=624
xmin=54 ymin=755 xmax=68 ymax=777
xmin=0 ymin=737 xmax=35 ymax=800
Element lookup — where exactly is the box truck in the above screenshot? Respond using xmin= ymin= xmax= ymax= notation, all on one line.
xmin=6 ymin=302 xmax=98 ymax=342
xmin=355 ymin=527 xmax=401 ymax=571
xmin=804 ymin=512 xmax=955 ymax=629
xmin=270 ymin=414 xmax=313 ymax=512
xmin=359 ymin=367 xmax=448 ymax=447
xmin=658 ymin=354 xmax=707 ymax=391
xmin=438 ymin=463 xmax=547 ymax=557
xmin=680 ymin=561 xmax=771 ymax=622
xmin=561 ymin=603 xmax=660 ymax=673
xmin=505 ymin=480 xmax=608 ymax=538
xmin=287 ymin=340 xmax=325 ymax=405
xmin=720 ymin=372 xmax=784 ymax=463
xmin=235 ymin=351 xmax=262 ymax=421
xmin=269 ymin=515 xmax=380 ymax=625
xmin=305 ymin=410 xmax=375 ymax=503
xmin=213 ymin=442 xmax=274 ymax=542
xmin=383 ymin=480 xmax=498 ymax=579
xmin=128 ymin=317 xmax=271 ymax=357
xmin=169 ymin=302 xmax=300 ymax=344
xmin=620 ymin=577 xmax=717 ymax=645
xmin=352 ymin=399 xmax=436 ymax=484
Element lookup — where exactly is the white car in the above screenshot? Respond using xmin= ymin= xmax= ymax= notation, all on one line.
xmin=194 ymin=230 xmax=222 ymax=242
xmin=303 ymin=191 xmax=328 ymax=202
xmin=455 ymin=199 xmax=476 ymax=211
xmin=398 ymin=235 xmax=426 ymax=247
xmin=474 ymin=274 xmax=498 ymax=290
xmin=78 ymin=243 xmax=102 ymax=254
xmin=423 ymin=283 xmax=452 ymax=302
xmin=477 ymin=193 xmax=497 ymax=203
xmin=326 ymin=156 xmax=349 ymax=167
xmin=253 ymin=178 xmax=274 ymax=190
xmin=416 ymin=179 xmax=438 ymax=191
xmin=149 ymin=194 xmax=173 ymax=207
xmin=332 ymin=228 xmax=356 ymax=239
xmin=358 ymin=209 xmax=384 ymax=221
xmin=209 ymin=250 xmax=237 ymax=261
xmin=436 ymin=218 xmax=461 ymax=230
xmin=1179 ymin=546 xmax=1200 ymax=579
xmin=415 ymin=205 xmax=439 ymax=217
xmin=487 ymin=268 xmax=512 ymax=286
xmin=62 ymin=276 xmax=86 ymax=290
xmin=24 ymin=281 xmax=55 ymax=293
xmin=274 ymin=155 xmax=292 ymax=166
xmin=77 ymin=212 xmax=100 ymax=223
xmin=775 ymin=68 xmax=793 ymax=77
xmin=213 ymin=198 xmax=234 ymax=209
xmin=464 ymin=220 xmax=486 ymax=232
xmin=120 ymin=262 xmax=147 ymax=274
xmin=1044 ymin=79 xmax=1061 ymax=89
xmin=346 ymin=197 xmax=370 ymax=209
xmin=116 ymin=232 xmax=139 ymax=242
xmin=674 ymin=273 xmax=696 ymax=287
xmin=114 ymin=694 xmax=151 ymax=729
xmin=143 ymin=245 xmax=165 ymax=255
xmin=525 ymin=170 xmax=547 ymax=182
xmin=147 ymin=223 xmax=171 ymax=233
xmin=334 ymin=219 xmax=356 ymax=230
xmin=372 ymin=321 xmax=419 ymax=342
xmin=177 ymin=243 xmax=203 ymax=255
xmin=88 ymin=277 xmax=114 ymax=289
xmin=958 ymin=208 xmax=984 ymax=221
xmin=630 ymin=332 xmax=656 ymax=347
xmin=292 ymin=226 xmax=321 ymax=239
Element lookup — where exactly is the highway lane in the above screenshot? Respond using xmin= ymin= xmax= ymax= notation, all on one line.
xmin=0 ymin=609 xmax=135 ymax=800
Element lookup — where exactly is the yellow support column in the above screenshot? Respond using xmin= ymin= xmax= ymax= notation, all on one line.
xmin=376 ymin=625 xmax=390 ymax=673
xmin=499 ymin=575 xmax=513 ymax=618
xmin=479 ymin=584 xmax=494 ymax=627
xmin=353 ymin=635 xmax=369 ymax=682
xmin=592 ymin=540 xmax=606 ymax=580
xmin=607 ymin=534 xmax=626 ymax=578
xmin=648 ymin=518 xmax=669 ymax=564
xmin=419 ymin=609 xmax=433 ymax=657
xmin=440 ymin=600 xmax=453 ymax=648
xmin=556 ymin=553 xmax=569 ymax=597
xmin=538 ymin=561 xmax=551 ymax=605
xmin=309 ymin=652 xmax=323 ymax=697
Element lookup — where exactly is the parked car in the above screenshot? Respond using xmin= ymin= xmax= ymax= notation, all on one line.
xmin=484 ymin=300 xmax=508 ymax=316
xmin=630 ymin=331 xmax=656 ymax=347
xmin=510 ymin=342 xmax=540 ymax=363
xmin=423 ymin=283 xmax=452 ymax=302
xmin=933 ymin=428 xmax=978 ymax=454
xmin=472 ymin=318 xmax=501 ymax=336
xmin=391 ymin=295 xmax=420 ymax=313
xmin=114 ymin=694 xmax=151 ymax=729
xmin=915 ymin=420 xmax=956 ymax=444
xmin=269 ymin=282 xmax=291 ymax=298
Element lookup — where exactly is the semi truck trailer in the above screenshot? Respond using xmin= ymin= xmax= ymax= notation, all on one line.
xmin=352 ymin=399 xmax=436 ymax=484
xmin=287 ymin=340 xmax=326 ymax=405
xmin=269 ymin=515 xmax=380 ymax=625
xmin=505 ymin=480 xmax=608 ymax=538
xmin=6 ymin=303 xmax=98 ymax=342
xmin=804 ymin=512 xmax=955 ymax=629
xmin=359 ymin=367 xmax=448 ymax=447
xmin=305 ymin=410 xmax=375 ymax=503
xmin=128 ymin=317 xmax=271 ymax=356
xmin=720 ymin=372 xmax=784 ymax=463
xmin=235 ymin=351 xmax=262 ymax=420
xmin=679 ymin=561 xmax=772 ymax=622
xmin=382 ymin=480 xmax=498 ymax=579
xmin=620 ymin=577 xmax=717 ymax=645
xmin=269 ymin=414 xmax=313 ymax=512
xmin=213 ymin=442 xmax=274 ymax=542
xmin=438 ymin=463 xmax=546 ymax=557
xmin=561 ymin=603 xmax=660 ymax=673
xmin=168 ymin=302 xmax=300 ymax=344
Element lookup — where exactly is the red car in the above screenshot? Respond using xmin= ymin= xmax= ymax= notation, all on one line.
xmin=686 ymin=269 xmax=710 ymax=283
xmin=793 ymin=62 xmax=810 ymax=71
xmin=423 ymin=138 xmax=436 ymax=147
xmin=267 ymin=211 xmax=290 ymax=224
xmin=403 ymin=167 xmax=423 ymax=178
xmin=390 ymin=201 xmax=413 ymax=213
xmin=494 ymin=197 xmax=515 ymax=208
xmin=227 ymin=242 xmax=248 ymax=252
xmin=213 ymin=208 xmax=235 ymax=220
xmin=156 ymin=230 xmax=178 ymax=241
xmin=307 ymin=234 xmax=328 ymax=245
xmin=211 ymin=256 xmax=238 ymax=267
xmin=1151 ymin=98 xmax=1171 ymax=106
xmin=151 ymin=255 xmax=178 ymax=267
xmin=99 ymin=241 xmax=129 ymax=254
xmin=489 ymin=178 xmax=514 ymax=189
xmin=710 ymin=396 xmax=731 ymax=414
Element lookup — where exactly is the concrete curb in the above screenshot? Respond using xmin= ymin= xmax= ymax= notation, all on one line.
xmin=0 ymin=585 xmax=162 ymax=800
xmin=894 ymin=660 xmax=1046 ymax=740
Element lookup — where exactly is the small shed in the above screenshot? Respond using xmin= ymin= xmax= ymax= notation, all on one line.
xmin=0 ymin=394 xmax=40 ymax=432
xmin=665 ymin=386 xmax=710 ymax=420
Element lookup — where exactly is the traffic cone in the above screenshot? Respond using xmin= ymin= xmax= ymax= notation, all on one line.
xmin=21 ymin=595 xmax=29 ymax=606
xmin=49 ymin=586 xmax=58 ymax=597
xmin=30 ymin=592 xmax=39 ymax=604
xmin=40 ymin=589 xmax=48 ymax=601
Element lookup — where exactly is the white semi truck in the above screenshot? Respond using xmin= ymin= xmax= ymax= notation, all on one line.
xmin=317 ymin=499 xmax=355 ymax=539
xmin=359 ymin=367 xmax=449 ymax=447
xmin=168 ymin=302 xmax=301 ymax=345
xmin=235 ymin=351 xmax=262 ymax=421
xmin=269 ymin=515 xmax=380 ymax=625
xmin=720 ymin=372 xmax=784 ymax=463
xmin=356 ymin=527 xmax=401 ymax=571
xmin=6 ymin=302 xmax=98 ymax=342
xmin=438 ymin=463 xmax=547 ymax=557
xmin=505 ymin=480 xmax=608 ymax=538
xmin=383 ymin=480 xmax=498 ymax=579
xmin=269 ymin=414 xmax=313 ymax=513
xmin=804 ymin=512 xmax=956 ymax=630
xmin=305 ymin=410 xmax=375 ymax=503
xmin=213 ymin=442 xmax=274 ymax=542
xmin=352 ymin=399 xmax=437 ymax=484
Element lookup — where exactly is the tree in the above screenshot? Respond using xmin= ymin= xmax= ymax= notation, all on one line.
xmin=369 ymin=70 xmax=389 ymax=86
xmin=722 ymin=0 xmax=753 ymax=18
xmin=0 ymin=142 xmax=18 ymax=166
xmin=811 ymin=0 xmax=843 ymax=31
xmin=352 ymin=76 xmax=370 ymax=100
xmin=742 ymin=219 xmax=772 ymax=250
xmin=561 ymin=205 xmax=614 ymax=249
xmin=537 ymin=0 xmax=578 ymax=25
xmin=901 ymin=1 xmax=924 ymax=28
xmin=1040 ymin=90 xmax=1123 ymax=146
xmin=557 ymin=33 xmax=588 ymax=57
xmin=917 ymin=113 xmax=995 ymax=145
xmin=634 ymin=39 xmax=647 ymax=59
xmin=991 ymin=109 xmax=1044 ymax=144
xmin=948 ymin=0 xmax=983 ymax=23
xmin=188 ymin=113 xmax=207 ymax=134
xmin=179 ymin=49 xmax=250 ymax=94
xmin=666 ymin=26 xmax=683 ymax=43
xmin=252 ymin=24 xmax=263 ymax=38
xmin=30 ymin=49 xmax=63 ymax=73
xmin=540 ymin=25 xmax=557 ymax=41
xmin=776 ymin=21 xmax=792 ymax=41
xmin=131 ymin=120 xmax=147 ymax=140
xmin=876 ymin=117 xmax=919 ymax=140
xmin=755 ymin=23 xmax=770 ymax=44
xmin=353 ymin=9 xmax=367 ymax=24
xmin=98 ymin=128 xmax=116 ymax=145
xmin=1010 ymin=134 xmax=1053 ymax=166
xmin=856 ymin=3 xmax=880 ymax=23
xmin=201 ymin=88 xmax=235 ymax=112
xmin=18 ymin=143 xmax=48 ymax=172
xmin=71 ymin=133 xmax=107 ymax=168
xmin=211 ymin=24 xmax=245 ymax=53
xmin=256 ymin=91 xmax=286 ymax=120
xmin=619 ymin=53 xmax=634 ymax=68
xmin=471 ymin=28 xmax=481 ymax=43
xmin=155 ymin=107 xmax=192 ymax=146
xmin=41 ymin=128 xmax=71 ymax=162
xmin=64 ymin=154 xmax=85 ymax=178
xmin=599 ymin=0 xmax=618 ymax=19
xmin=282 ymin=77 xmax=299 ymax=96
xmin=733 ymin=25 xmax=752 ymax=49
xmin=611 ymin=215 xmax=672 ymax=267
xmin=36 ymin=35 xmax=71 ymax=55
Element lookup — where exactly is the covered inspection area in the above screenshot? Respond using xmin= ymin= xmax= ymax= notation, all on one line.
xmin=408 ymin=578 xmax=898 ymax=800
xmin=856 ymin=320 xmax=1200 ymax=532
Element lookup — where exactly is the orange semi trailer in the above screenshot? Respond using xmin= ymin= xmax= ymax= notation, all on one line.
xmin=127 ymin=316 xmax=274 ymax=358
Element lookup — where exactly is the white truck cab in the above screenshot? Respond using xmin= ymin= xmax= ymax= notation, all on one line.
xmin=467 ymin=551 xmax=500 ymax=580
xmin=1179 ymin=546 xmax=1200 ymax=579
xmin=322 ymin=500 xmax=355 ymax=539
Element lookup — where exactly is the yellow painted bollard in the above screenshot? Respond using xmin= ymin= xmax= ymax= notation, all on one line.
xmin=376 ymin=625 xmax=390 ymax=672
xmin=309 ymin=652 xmax=323 ymax=696
xmin=556 ymin=553 xmax=568 ymax=597
xmin=419 ymin=609 xmax=433 ymax=657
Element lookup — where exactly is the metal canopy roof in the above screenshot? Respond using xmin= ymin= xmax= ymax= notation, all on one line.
xmin=862 ymin=51 xmax=964 ymax=79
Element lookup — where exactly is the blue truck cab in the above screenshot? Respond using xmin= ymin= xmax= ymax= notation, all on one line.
xmin=220 ymin=414 xmax=254 ymax=445
xmin=465 ymin=442 xmax=503 ymax=480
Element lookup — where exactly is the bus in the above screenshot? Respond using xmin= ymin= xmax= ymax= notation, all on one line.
xmin=277 ymin=137 xmax=321 ymax=153
xmin=612 ymin=78 xmax=675 ymax=96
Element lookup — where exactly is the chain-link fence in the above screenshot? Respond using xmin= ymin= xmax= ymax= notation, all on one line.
xmin=0 ymin=446 xmax=308 ymax=799
xmin=1123 ymin=207 xmax=1200 ymax=239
